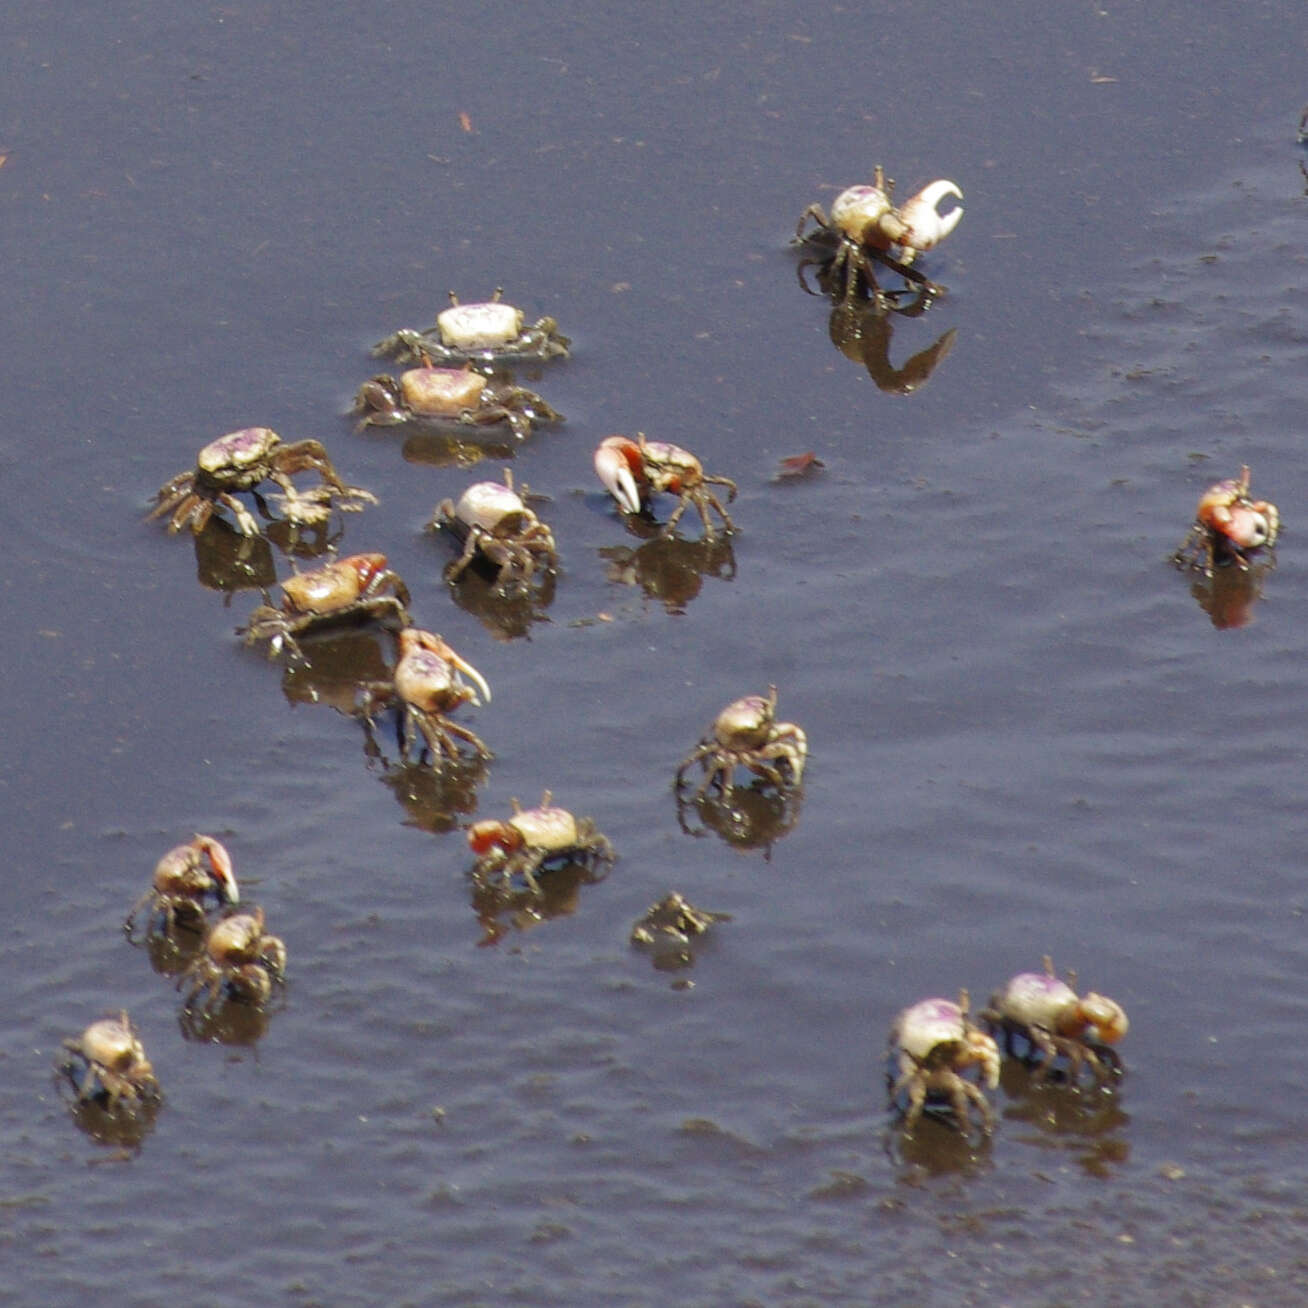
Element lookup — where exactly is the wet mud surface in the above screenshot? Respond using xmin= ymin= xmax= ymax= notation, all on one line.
xmin=2 ymin=3 xmax=1307 ymax=1303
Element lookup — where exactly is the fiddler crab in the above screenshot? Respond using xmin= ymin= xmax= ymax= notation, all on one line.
xmin=150 ymin=427 xmax=377 ymax=536
xmin=124 ymin=834 xmax=240 ymax=941
xmin=353 ymin=365 xmax=562 ymax=441
xmin=372 ymin=289 xmax=571 ymax=366
xmin=888 ymin=991 xmax=1000 ymax=1136
xmin=468 ymin=791 xmax=615 ymax=894
xmin=373 ymin=627 xmax=494 ymax=763
xmin=796 ymin=165 xmax=963 ymax=301
xmin=240 ymin=552 xmax=412 ymax=661
xmin=1171 ymin=465 xmax=1280 ymax=576
xmin=595 ymin=434 xmax=737 ymax=539
xmin=981 ymin=956 xmax=1128 ymax=1086
xmin=675 ymin=686 xmax=807 ymax=798
xmin=58 ymin=1011 xmax=162 ymax=1111
xmin=430 ymin=467 xmax=558 ymax=589
xmin=180 ymin=908 xmax=286 ymax=1012
xmin=630 ymin=892 xmax=730 ymax=949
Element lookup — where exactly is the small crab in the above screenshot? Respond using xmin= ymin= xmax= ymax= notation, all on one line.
xmin=58 ymin=1011 xmax=161 ymax=1110
xmin=1171 ymin=464 xmax=1280 ymax=576
xmin=675 ymin=685 xmax=807 ymax=797
xmin=372 ymin=288 xmax=571 ymax=366
xmin=595 ymin=434 xmax=737 ymax=539
xmin=981 ymin=956 xmax=1128 ymax=1086
xmin=150 ymin=427 xmax=377 ymax=536
xmin=888 ymin=991 xmax=1000 ymax=1135
xmin=383 ymin=627 xmax=493 ymax=762
xmin=630 ymin=892 xmax=730 ymax=948
xmin=796 ymin=166 xmax=963 ymax=300
xmin=431 ymin=468 xmax=558 ymax=588
xmin=468 ymin=791 xmax=615 ymax=894
xmin=180 ymin=908 xmax=286 ymax=1012
xmin=239 ymin=552 xmax=412 ymax=660
xmin=124 ymin=834 xmax=240 ymax=940
xmin=353 ymin=365 xmax=561 ymax=440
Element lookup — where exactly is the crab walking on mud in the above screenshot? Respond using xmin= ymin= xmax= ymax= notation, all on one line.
xmin=675 ymin=685 xmax=807 ymax=797
xmin=468 ymin=792 xmax=615 ymax=895
xmin=795 ymin=166 xmax=963 ymax=299
xmin=1171 ymin=464 xmax=1280 ymax=576
xmin=981 ymin=956 xmax=1128 ymax=1086
xmin=888 ymin=992 xmax=999 ymax=1136
xmin=179 ymin=908 xmax=287 ymax=1012
xmin=388 ymin=627 xmax=493 ymax=763
xmin=595 ymin=434 xmax=737 ymax=539
xmin=430 ymin=468 xmax=558 ymax=589
xmin=150 ymin=427 xmax=377 ymax=536
xmin=58 ymin=1012 xmax=162 ymax=1110
xmin=124 ymin=834 xmax=240 ymax=940
xmin=239 ymin=552 xmax=412 ymax=661
xmin=373 ymin=289 xmax=571 ymax=367
xmin=353 ymin=365 xmax=561 ymax=441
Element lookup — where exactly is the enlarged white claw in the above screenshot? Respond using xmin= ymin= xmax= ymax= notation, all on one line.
xmin=594 ymin=440 xmax=643 ymax=515
xmin=894 ymin=179 xmax=963 ymax=255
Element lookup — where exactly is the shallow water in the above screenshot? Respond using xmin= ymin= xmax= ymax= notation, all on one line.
xmin=3 ymin=3 xmax=1307 ymax=1303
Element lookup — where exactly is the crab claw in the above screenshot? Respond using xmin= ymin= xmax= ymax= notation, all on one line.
xmin=892 ymin=180 xmax=963 ymax=257
xmin=397 ymin=628 xmax=492 ymax=705
xmin=594 ymin=436 xmax=644 ymax=515
xmin=195 ymin=835 xmax=240 ymax=907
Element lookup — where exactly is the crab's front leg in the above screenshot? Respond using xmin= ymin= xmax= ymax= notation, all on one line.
xmin=213 ymin=490 xmax=262 ymax=536
xmin=795 ymin=203 xmax=832 ymax=242
xmin=444 ymin=526 xmax=487 ymax=582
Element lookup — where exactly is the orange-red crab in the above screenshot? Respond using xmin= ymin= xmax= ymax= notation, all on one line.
xmin=980 ymin=956 xmax=1128 ymax=1086
xmin=796 ymin=166 xmax=963 ymax=301
xmin=150 ymin=427 xmax=377 ymax=536
xmin=468 ymin=791 xmax=614 ymax=894
xmin=353 ymin=365 xmax=561 ymax=440
xmin=431 ymin=468 xmax=558 ymax=589
xmin=373 ymin=289 xmax=571 ymax=366
xmin=124 ymin=834 xmax=240 ymax=940
xmin=888 ymin=991 xmax=999 ymax=1136
xmin=675 ymin=686 xmax=807 ymax=797
xmin=239 ymin=552 xmax=411 ymax=661
xmin=180 ymin=908 xmax=286 ymax=1012
xmin=595 ymin=434 xmax=737 ymax=539
xmin=58 ymin=1011 xmax=161 ymax=1111
xmin=1172 ymin=465 xmax=1280 ymax=575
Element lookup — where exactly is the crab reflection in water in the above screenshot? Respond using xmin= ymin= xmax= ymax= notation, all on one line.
xmin=599 ymin=522 xmax=735 ymax=616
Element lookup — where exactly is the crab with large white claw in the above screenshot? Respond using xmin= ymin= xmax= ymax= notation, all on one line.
xmin=124 ymin=834 xmax=240 ymax=941
xmin=796 ymin=165 xmax=963 ymax=301
xmin=373 ymin=288 xmax=571 ymax=366
xmin=675 ymin=685 xmax=806 ymax=798
xmin=467 ymin=791 xmax=615 ymax=895
xmin=239 ymin=552 xmax=412 ymax=661
xmin=58 ymin=1011 xmax=162 ymax=1111
xmin=595 ymin=434 xmax=737 ymax=539
xmin=430 ymin=468 xmax=558 ymax=590
xmin=981 ymin=956 xmax=1128 ymax=1086
xmin=353 ymin=365 xmax=562 ymax=441
xmin=888 ymin=991 xmax=1000 ymax=1136
xmin=386 ymin=627 xmax=493 ymax=763
xmin=179 ymin=907 xmax=286 ymax=1012
xmin=1171 ymin=464 xmax=1280 ymax=576
xmin=150 ymin=427 xmax=377 ymax=537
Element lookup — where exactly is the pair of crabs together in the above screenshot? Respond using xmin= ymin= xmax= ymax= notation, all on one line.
xmin=236 ymin=551 xmax=496 ymax=764
xmin=123 ymin=833 xmax=287 ymax=1014
xmin=356 ymin=292 xmax=568 ymax=440
xmin=888 ymin=959 xmax=1129 ymax=1137
xmin=796 ymin=166 xmax=964 ymax=304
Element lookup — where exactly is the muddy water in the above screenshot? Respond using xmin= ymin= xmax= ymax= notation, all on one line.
xmin=3 ymin=2 xmax=1307 ymax=1303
